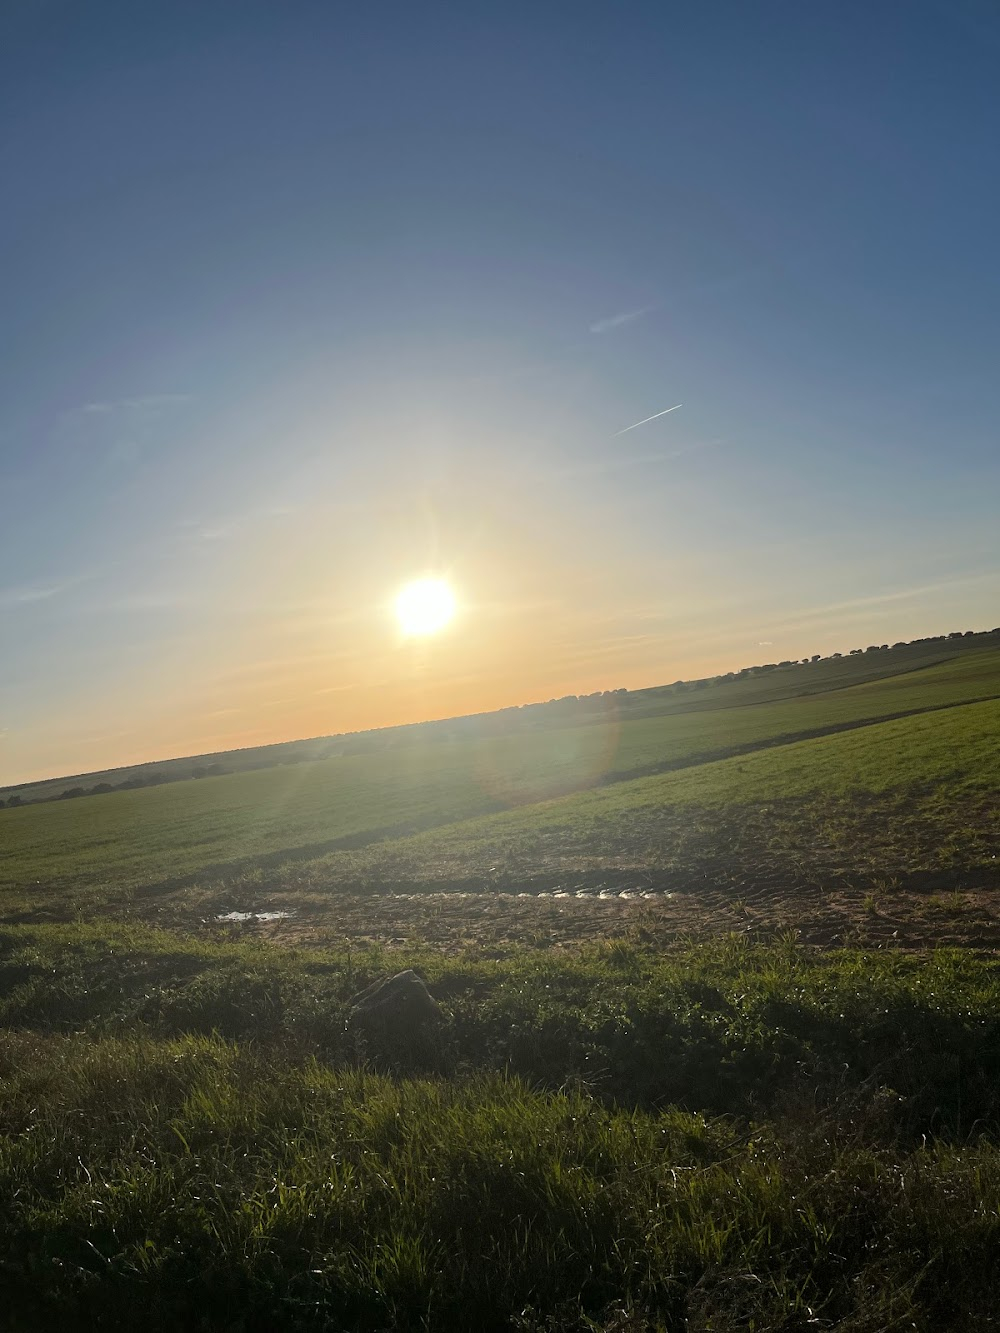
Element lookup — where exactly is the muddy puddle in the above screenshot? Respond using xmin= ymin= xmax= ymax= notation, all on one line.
xmin=216 ymin=910 xmax=295 ymax=922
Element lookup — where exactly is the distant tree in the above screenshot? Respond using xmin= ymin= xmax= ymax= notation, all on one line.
xmin=880 ymin=644 xmax=889 ymax=651
xmin=91 ymin=783 xmax=113 ymax=795
xmin=811 ymin=654 xmax=821 ymax=662
xmin=892 ymin=642 xmax=907 ymax=649
xmin=947 ymin=631 xmax=965 ymax=640
xmin=59 ymin=787 xmax=86 ymax=800
xmin=7 ymin=793 xmax=21 ymax=807
xmin=865 ymin=646 xmax=880 ymax=653
xmin=850 ymin=649 xmax=863 ymax=655
xmin=831 ymin=652 xmax=842 ymax=658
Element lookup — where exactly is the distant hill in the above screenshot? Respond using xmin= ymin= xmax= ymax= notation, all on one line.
xmin=3 ymin=625 xmax=998 ymax=808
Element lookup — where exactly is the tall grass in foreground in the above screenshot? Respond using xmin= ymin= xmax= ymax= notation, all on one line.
xmin=2 ymin=929 xmax=1000 ymax=1326
xmin=2 ymin=1030 xmax=999 ymax=1331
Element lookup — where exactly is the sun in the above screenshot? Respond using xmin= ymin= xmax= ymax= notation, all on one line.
xmin=395 ymin=577 xmax=456 ymax=637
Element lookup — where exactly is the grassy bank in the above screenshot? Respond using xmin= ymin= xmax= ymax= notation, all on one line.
xmin=3 ymin=924 xmax=1000 ymax=1133
xmin=3 ymin=927 xmax=1000 ymax=1329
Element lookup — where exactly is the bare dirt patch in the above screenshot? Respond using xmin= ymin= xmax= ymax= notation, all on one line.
xmin=199 ymin=876 xmax=1000 ymax=955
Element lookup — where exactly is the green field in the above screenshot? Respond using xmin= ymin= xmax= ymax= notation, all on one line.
xmin=3 ymin=636 xmax=1000 ymax=1329
xmin=3 ymin=639 xmax=999 ymax=914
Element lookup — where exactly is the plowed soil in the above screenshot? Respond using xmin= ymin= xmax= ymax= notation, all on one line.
xmin=202 ymin=871 xmax=1000 ymax=955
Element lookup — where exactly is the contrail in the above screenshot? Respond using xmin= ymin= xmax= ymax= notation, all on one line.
xmin=613 ymin=403 xmax=682 ymax=436
xmin=589 ymin=305 xmax=654 ymax=334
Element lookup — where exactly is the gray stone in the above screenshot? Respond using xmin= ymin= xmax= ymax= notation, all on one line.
xmin=347 ymin=969 xmax=441 ymax=1036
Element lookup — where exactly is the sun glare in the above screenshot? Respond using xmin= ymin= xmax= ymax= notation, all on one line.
xmin=395 ymin=577 xmax=456 ymax=637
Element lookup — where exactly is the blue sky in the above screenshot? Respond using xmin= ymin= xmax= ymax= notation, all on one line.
xmin=2 ymin=0 xmax=999 ymax=782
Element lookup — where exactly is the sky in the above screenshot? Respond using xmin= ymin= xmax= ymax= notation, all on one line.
xmin=2 ymin=0 xmax=999 ymax=784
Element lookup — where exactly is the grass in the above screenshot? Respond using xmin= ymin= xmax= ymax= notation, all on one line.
xmin=196 ymin=695 xmax=997 ymax=918
xmin=369 ymin=694 xmax=1000 ymax=850
xmin=4 ymin=927 xmax=1000 ymax=1329
xmin=3 ymin=922 xmax=1000 ymax=1133
xmin=7 ymin=1037 xmax=1000 ymax=1332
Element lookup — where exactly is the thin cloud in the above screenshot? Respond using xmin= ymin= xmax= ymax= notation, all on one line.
xmin=589 ymin=305 xmax=654 ymax=334
xmin=761 ymin=571 xmax=1000 ymax=636
xmin=176 ymin=503 xmax=300 ymax=545
xmin=806 ymin=578 xmax=987 ymax=620
xmin=613 ymin=404 xmax=682 ymax=436
xmin=215 ymin=652 xmax=364 ymax=684
xmin=552 ymin=438 xmax=715 ymax=481
xmin=193 ymin=523 xmax=235 ymax=543
xmin=0 ymin=577 xmax=84 ymax=609
xmin=59 ymin=394 xmax=194 ymax=466
xmin=93 ymin=592 xmax=194 ymax=613
xmin=80 ymin=394 xmax=193 ymax=415
xmin=5 ymin=585 xmax=62 ymax=605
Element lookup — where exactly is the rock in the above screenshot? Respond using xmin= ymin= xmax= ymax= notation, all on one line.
xmin=347 ymin=969 xmax=441 ymax=1037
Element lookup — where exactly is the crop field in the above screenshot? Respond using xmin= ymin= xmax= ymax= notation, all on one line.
xmin=2 ymin=639 xmax=999 ymax=950
xmin=3 ymin=636 xmax=1000 ymax=1329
